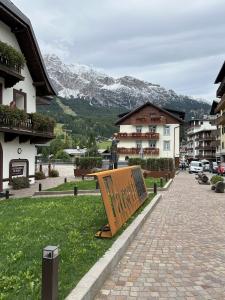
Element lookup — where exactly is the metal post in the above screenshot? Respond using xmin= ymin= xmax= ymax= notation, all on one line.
xmin=64 ymin=177 xmax=67 ymax=183
xmin=5 ymin=190 xmax=9 ymax=199
xmin=96 ymin=180 xmax=99 ymax=189
xmin=82 ymin=175 xmax=84 ymax=181
xmin=42 ymin=246 xmax=59 ymax=300
xmin=40 ymin=164 xmax=43 ymax=172
xmin=74 ymin=186 xmax=78 ymax=196
xmin=39 ymin=183 xmax=42 ymax=191
xmin=153 ymin=182 xmax=157 ymax=194
xmin=165 ymin=175 xmax=168 ymax=182
xmin=48 ymin=164 xmax=51 ymax=177
xmin=160 ymin=177 xmax=163 ymax=188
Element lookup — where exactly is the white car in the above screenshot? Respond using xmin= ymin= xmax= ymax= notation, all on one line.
xmin=189 ymin=161 xmax=203 ymax=173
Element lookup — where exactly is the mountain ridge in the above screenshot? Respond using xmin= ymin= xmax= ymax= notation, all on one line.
xmin=44 ymin=54 xmax=211 ymax=119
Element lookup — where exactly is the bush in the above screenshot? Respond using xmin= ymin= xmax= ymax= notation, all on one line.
xmin=210 ymin=175 xmax=224 ymax=185
xmin=54 ymin=150 xmax=71 ymax=161
xmin=128 ymin=158 xmax=146 ymax=169
xmin=11 ymin=177 xmax=30 ymax=190
xmin=49 ymin=169 xmax=59 ymax=177
xmin=35 ymin=171 xmax=46 ymax=180
xmin=0 ymin=40 xmax=26 ymax=69
xmin=75 ymin=157 xmax=102 ymax=169
xmin=129 ymin=158 xmax=174 ymax=171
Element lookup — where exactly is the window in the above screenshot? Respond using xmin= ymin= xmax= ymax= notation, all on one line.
xmin=149 ymin=140 xmax=156 ymax=148
xmin=163 ymin=125 xmax=170 ymax=136
xmin=13 ymin=89 xmax=27 ymax=111
xmin=136 ymin=126 xmax=142 ymax=133
xmin=136 ymin=141 xmax=142 ymax=148
xmin=163 ymin=141 xmax=170 ymax=151
xmin=149 ymin=125 xmax=156 ymax=132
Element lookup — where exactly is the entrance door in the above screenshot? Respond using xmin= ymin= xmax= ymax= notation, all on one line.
xmin=0 ymin=143 xmax=2 ymax=192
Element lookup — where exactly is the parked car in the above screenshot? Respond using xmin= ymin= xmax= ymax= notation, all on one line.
xmin=217 ymin=163 xmax=225 ymax=175
xmin=189 ymin=161 xmax=203 ymax=173
xmin=209 ymin=162 xmax=218 ymax=173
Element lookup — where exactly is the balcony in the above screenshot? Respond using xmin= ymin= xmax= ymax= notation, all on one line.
xmin=117 ymin=147 xmax=159 ymax=155
xmin=215 ymin=113 xmax=225 ymax=126
xmin=0 ymin=105 xmax=55 ymax=144
xmin=198 ymin=136 xmax=215 ymax=141
xmin=0 ymin=55 xmax=25 ymax=88
xmin=116 ymin=132 xmax=159 ymax=140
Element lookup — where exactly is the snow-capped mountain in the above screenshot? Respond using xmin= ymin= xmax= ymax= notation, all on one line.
xmin=44 ymin=54 xmax=210 ymax=116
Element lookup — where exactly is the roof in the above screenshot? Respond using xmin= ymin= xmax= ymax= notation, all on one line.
xmin=115 ymin=102 xmax=183 ymax=125
xmin=64 ymin=149 xmax=87 ymax=155
xmin=162 ymin=107 xmax=185 ymax=120
xmin=0 ymin=0 xmax=57 ymax=97
xmin=215 ymin=61 xmax=225 ymax=84
xmin=210 ymin=100 xmax=219 ymax=115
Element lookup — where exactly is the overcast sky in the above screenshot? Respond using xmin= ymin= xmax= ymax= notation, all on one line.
xmin=12 ymin=0 xmax=225 ymax=102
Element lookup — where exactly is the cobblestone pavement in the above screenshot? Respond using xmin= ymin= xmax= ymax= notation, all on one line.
xmin=96 ymin=172 xmax=225 ymax=300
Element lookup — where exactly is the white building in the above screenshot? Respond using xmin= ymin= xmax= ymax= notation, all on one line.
xmin=186 ymin=118 xmax=217 ymax=161
xmin=0 ymin=0 xmax=56 ymax=191
xmin=115 ymin=102 xmax=183 ymax=167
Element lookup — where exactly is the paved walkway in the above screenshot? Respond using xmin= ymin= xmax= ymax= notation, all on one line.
xmin=96 ymin=172 xmax=225 ymax=300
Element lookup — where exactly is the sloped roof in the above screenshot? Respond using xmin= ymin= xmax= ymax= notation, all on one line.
xmin=0 ymin=0 xmax=56 ymax=97
xmin=115 ymin=102 xmax=183 ymax=125
xmin=215 ymin=61 xmax=225 ymax=84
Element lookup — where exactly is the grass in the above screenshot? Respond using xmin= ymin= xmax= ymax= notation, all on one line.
xmin=47 ymin=177 xmax=165 ymax=191
xmin=0 ymin=193 xmax=154 ymax=299
xmin=97 ymin=140 xmax=111 ymax=149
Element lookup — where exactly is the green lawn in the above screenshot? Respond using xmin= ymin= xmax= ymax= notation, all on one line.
xmin=47 ymin=177 xmax=165 ymax=191
xmin=97 ymin=140 xmax=111 ymax=149
xmin=0 ymin=194 xmax=154 ymax=299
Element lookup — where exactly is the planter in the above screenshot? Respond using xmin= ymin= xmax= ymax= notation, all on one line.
xmin=74 ymin=169 xmax=95 ymax=177
xmin=143 ymin=170 xmax=175 ymax=179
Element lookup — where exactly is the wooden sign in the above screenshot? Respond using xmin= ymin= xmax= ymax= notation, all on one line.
xmin=91 ymin=166 xmax=148 ymax=238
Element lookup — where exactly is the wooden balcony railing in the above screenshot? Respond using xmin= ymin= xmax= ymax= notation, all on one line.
xmin=0 ymin=55 xmax=24 ymax=88
xmin=115 ymin=132 xmax=159 ymax=140
xmin=0 ymin=107 xmax=55 ymax=141
xmin=117 ymin=147 xmax=159 ymax=155
xmin=215 ymin=113 xmax=225 ymax=126
xmin=134 ymin=116 xmax=166 ymax=125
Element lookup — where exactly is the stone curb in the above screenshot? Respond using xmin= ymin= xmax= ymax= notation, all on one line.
xmin=66 ymin=193 xmax=162 ymax=300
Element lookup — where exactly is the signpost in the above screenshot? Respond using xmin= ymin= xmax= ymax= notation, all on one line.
xmin=91 ymin=166 xmax=148 ymax=238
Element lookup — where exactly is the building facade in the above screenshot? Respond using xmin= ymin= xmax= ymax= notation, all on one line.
xmin=0 ymin=0 xmax=56 ymax=191
xmin=186 ymin=118 xmax=217 ymax=161
xmin=214 ymin=61 xmax=225 ymax=161
xmin=115 ymin=102 xmax=183 ymax=166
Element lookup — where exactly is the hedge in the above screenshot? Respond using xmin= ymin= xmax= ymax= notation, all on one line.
xmin=11 ymin=177 xmax=30 ymax=190
xmin=75 ymin=157 xmax=102 ymax=169
xmin=128 ymin=158 xmax=174 ymax=171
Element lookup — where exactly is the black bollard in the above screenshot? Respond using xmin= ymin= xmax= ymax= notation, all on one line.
xmin=153 ymin=182 xmax=157 ymax=194
xmin=64 ymin=178 xmax=67 ymax=183
xmin=96 ymin=180 xmax=99 ymax=190
xmin=42 ymin=246 xmax=59 ymax=300
xmin=160 ymin=177 xmax=163 ymax=188
xmin=82 ymin=175 xmax=84 ymax=181
xmin=165 ymin=175 xmax=168 ymax=182
xmin=39 ymin=183 xmax=42 ymax=191
xmin=74 ymin=186 xmax=78 ymax=196
xmin=5 ymin=190 xmax=9 ymax=199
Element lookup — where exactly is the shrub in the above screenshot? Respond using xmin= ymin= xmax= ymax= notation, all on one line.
xmin=54 ymin=150 xmax=71 ymax=161
xmin=210 ymin=175 xmax=224 ymax=185
xmin=75 ymin=157 xmax=102 ymax=169
xmin=35 ymin=171 xmax=46 ymax=180
xmin=49 ymin=169 xmax=59 ymax=177
xmin=11 ymin=176 xmax=30 ymax=190
xmin=30 ymin=112 xmax=55 ymax=132
xmin=128 ymin=158 xmax=146 ymax=169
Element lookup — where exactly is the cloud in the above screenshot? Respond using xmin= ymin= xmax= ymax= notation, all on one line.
xmin=12 ymin=0 xmax=225 ymax=101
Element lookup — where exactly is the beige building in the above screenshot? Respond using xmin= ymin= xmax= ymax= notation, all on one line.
xmin=115 ymin=102 xmax=183 ymax=167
